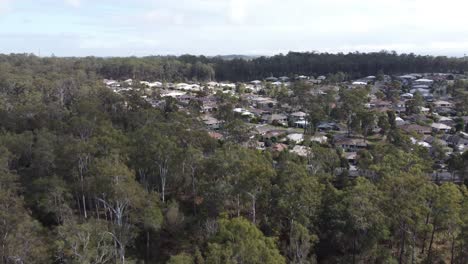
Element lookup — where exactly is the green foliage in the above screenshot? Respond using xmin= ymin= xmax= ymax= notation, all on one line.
xmin=205 ymin=217 xmax=285 ymax=264
xmin=0 ymin=54 xmax=466 ymax=263
xmin=167 ymin=253 xmax=194 ymax=264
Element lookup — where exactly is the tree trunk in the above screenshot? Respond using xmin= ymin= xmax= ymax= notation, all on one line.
xmin=399 ymin=230 xmax=406 ymax=264
xmin=450 ymin=235 xmax=455 ymax=264
xmin=237 ymin=194 xmax=241 ymax=217
xmin=251 ymin=195 xmax=256 ymax=224
xmin=146 ymin=231 xmax=150 ymax=264
xmin=191 ymin=166 xmax=197 ymax=215
xmin=421 ymin=211 xmax=431 ymax=254
xmin=82 ymin=194 xmax=87 ymax=219
xmin=427 ymin=223 xmax=436 ymax=262
xmin=95 ymin=196 xmax=99 ymax=220
xmin=352 ymin=236 xmax=356 ymax=264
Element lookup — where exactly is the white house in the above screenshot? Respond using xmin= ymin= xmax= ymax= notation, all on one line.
xmin=431 ymin=123 xmax=452 ymax=133
xmin=287 ymin=133 xmax=304 ymax=144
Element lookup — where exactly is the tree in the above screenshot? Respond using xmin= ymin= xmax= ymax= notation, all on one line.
xmin=424 ymin=183 xmax=463 ymax=263
xmin=406 ymin=91 xmax=424 ymax=115
xmin=205 ymin=217 xmax=285 ymax=264
xmin=0 ymin=147 xmax=49 ymax=263
xmin=341 ymin=178 xmax=388 ymax=263
xmin=56 ymin=219 xmax=116 ymax=264
xmin=141 ymin=193 xmax=163 ymax=263
xmin=287 ymin=222 xmax=317 ymax=264
xmin=91 ymin=156 xmax=145 ymax=264
xmin=379 ymin=173 xmax=431 ymax=263
xmin=338 ymin=87 xmax=369 ymax=136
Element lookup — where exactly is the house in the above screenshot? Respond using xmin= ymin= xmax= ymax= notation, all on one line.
xmin=251 ymin=96 xmax=277 ymax=109
xmin=399 ymin=75 xmax=417 ymax=80
xmin=291 ymin=145 xmax=311 ymax=157
xmin=370 ymin=99 xmax=392 ymax=109
xmin=352 ymin=81 xmax=367 ymax=86
xmin=287 ymin=133 xmax=304 ymax=144
xmin=437 ymin=116 xmax=455 ymax=126
xmin=344 ymin=152 xmax=358 ymax=165
xmin=401 ymin=93 xmax=414 ymax=99
xmin=220 ymin=83 xmax=236 ymax=89
xmin=294 ymin=120 xmax=309 ymax=129
xmin=255 ymin=141 xmax=266 ymax=150
xmin=431 ymin=123 xmax=452 ymax=133
xmin=161 ymin=91 xmax=186 ymax=98
xmin=393 ymin=101 xmax=407 ymax=114
xmin=395 ymin=116 xmax=406 ymax=126
xmin=414 ymin=78 xmax=434 ymax=85
xmin=201 ymin=101 xmax=217 ymax=113
xmin=335 ymin=138 xmax=368 ymax=152
xmin=201 ymin=116 xmax=222 ymax=130
xmin=317 ymin=122 xmax=340 ymax=132
xmin=177 ymin=95 xmax=195 ymax=105
xmin=410 ymin=88 xmax=430 ymax=95
xmin=443 ymin=134 xmax=468 ymax=150
xmin=140 ymin=81 xmax=162 ymax=88
xmin=261 ymin=114 xmax=288 ymax=125
xmin=412 ymin=85 xmax=431 ymax=90
xmin=271 ymin=143 xmax=288 ymax=152
xmin=206 ymin=81 xmax=219 ymax=87
xmin=290 ymin=111 xmax=308 ymax=122
xmin=263 ymin=130 xmax=287 ymax=140
xmin=233 ymin=108 xmax=254 ymax=118
xmin=296 ymin=75 xmax=309 ymax=80
xmin=400 ymin=124 xmax=432 ymax=135
xmin=433 ymin=100 xmax=453 ymax=108
xmin=310 ymin=135 xmax=328 ymax=144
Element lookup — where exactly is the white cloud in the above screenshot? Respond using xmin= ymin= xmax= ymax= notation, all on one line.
xmin=228 ymin=0 xmax=247 ymax=24
xmin=2 ymin=0 xmax=468 ymax=56
xmin=143 ymin=9 xmax=185 ymax=25
xmin=65 ymin=0 xmax=81 ymax=8
xmin=0 ymin=0 xmax=12 ymax=15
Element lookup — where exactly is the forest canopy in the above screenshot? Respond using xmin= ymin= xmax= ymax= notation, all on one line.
xmin=0 ymin=52 xmax=467 ymax=263
xmin=1 ymin=51 xmax=467 ymax=83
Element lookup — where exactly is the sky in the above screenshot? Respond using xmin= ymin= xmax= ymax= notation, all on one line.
xmin=0 ymin=0 xmax=468 ymax=57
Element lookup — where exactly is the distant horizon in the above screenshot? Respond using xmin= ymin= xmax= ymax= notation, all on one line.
xmin=1 ymin=51 xmax=467 ymax=59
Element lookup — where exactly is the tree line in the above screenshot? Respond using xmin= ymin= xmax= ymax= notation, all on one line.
xmin=1 ymin=51 xmax=467 ymax=83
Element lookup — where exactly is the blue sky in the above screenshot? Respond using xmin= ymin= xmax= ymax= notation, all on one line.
xmin=1 ymin=0 xmax=468 ymax=57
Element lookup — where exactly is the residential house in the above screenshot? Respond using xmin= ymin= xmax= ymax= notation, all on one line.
xmin=335 ymin=137 xmax=368 ymax=152
xmin=344 ymin=152 xmax=358 ymax=165
xmin=289 ymin=111 xmax=308 ymax=122
xmin=317 ymin=122 xmax=340 ymax=132
xmin=443 ymin=134 xmax=468 ymax=150
xmin=261 ymin=114 xmax=288 ymax=125
xmin=287 ymin=133 xmax=304 ymax=144
xmin=201 ymin=116 xmax=222 ymax=130
xmin=433 ymin=100 xmax=453 ymax=108
xmin=310 ymin=135 xmax=328 ymax=144
xmin=400 ymin=124 xmax=432 ymax=135
xmin=431 ymin=123 xmax=452 ymax=133
xmin=271 ymin=143 xmax=288 ymax=152
xmin=291 ymin=145 xmax=311 ymax=157
xmin=265 ymin=77 xmax=278 ymax=82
